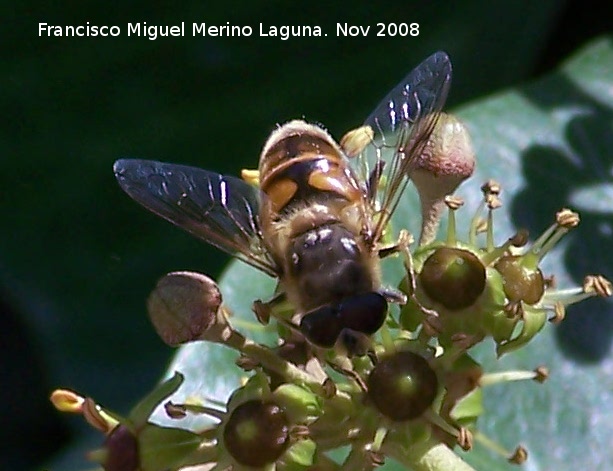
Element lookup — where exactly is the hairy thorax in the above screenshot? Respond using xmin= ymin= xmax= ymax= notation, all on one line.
xmin=266 ymin=202 xmax=379 ymax=313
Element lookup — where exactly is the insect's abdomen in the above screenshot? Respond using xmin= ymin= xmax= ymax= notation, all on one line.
xmin=259 ymin=120 xmax=362 ymax=216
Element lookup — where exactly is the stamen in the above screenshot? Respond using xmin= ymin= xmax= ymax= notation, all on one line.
xmin=472 ymin=430 xmax=524 ymax=463
xmin=481 ymin=179 xmax=501 ymax=197
xmin=530 ymin=209 xmax=580 ymax=261
xmin=340 ymin=125 xmax=374 ymax=158
xmin=444 ymin=195 xmax=463 ymax=245
xmin=508 ymin=446 xmax=528 ymax=465
xmin=164 ymin=401 xmax=225 ymax=420
xmin=469 ymin=201 xmax=485 ymax=246
xmin=556 ymin=208 xmax=580 ymax=228
xmin=240 ymin=168 xmax=260 ymax=186
xmin=479 ymin=367 xmax=548 ymax=387
xmin=83 ymin=398 xmax=116 ymax=434
xmin=50 ymin=389 xmax=84 ymax=413
xmin=584 ymin=275 xmax=613 ymax=297
xmin=371 ymin=426 xmax=388 ymax=452
xmin=481 ymin=233 xmax=521 ymax=266
xmin=549 ymin=302 xmax=565 ymax=324
xmin=541 ymin=275 xmax=612 ymax=307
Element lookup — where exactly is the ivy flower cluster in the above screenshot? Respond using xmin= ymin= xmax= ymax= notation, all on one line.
xmin=52 ymin=114 xmax=611 ymax=471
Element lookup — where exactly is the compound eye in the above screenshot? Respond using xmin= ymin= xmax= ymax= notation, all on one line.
xmin=338 ymin=292 xmax=387 ymax=335
xmin=299 ymin=305 xmax=342 ymax=348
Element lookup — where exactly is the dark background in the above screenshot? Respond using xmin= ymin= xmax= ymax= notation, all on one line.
xmin=2 ymin=1 xmax=610 ymax=470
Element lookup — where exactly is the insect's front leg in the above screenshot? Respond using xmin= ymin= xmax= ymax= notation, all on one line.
xmin=376 ymin=229 xmax=413 ymax=259
xmin=380 ymin=230 xmax=440 ymax=321
xmin=371 ymin=230 xmax=415 ymax=305
xmin=376 ymin=229 xmax=418 ymax=296
xmin=326 ymin=357 xmax=368 ymax=393
xmin=252 ymin=290 xmax=288 ymax=325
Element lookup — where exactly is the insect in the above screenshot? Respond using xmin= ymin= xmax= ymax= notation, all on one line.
xmin=114 ymin=51 xmax=452 ymax=351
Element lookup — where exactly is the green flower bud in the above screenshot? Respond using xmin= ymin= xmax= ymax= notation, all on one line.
xmin=273 ymin=383 xmax=322 ymax=423
xmin=494 ymin=255 xmax=544 ymax=304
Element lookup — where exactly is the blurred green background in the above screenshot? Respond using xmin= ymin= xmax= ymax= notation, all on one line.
xmin=2 ymin=1 xmax=611 ymax=470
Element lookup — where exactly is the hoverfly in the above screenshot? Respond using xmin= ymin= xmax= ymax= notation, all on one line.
xmin=114 ymin=51 xmax=452 ymax=350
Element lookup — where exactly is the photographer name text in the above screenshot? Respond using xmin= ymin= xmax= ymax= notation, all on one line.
xmin=38 ymin=22 xmax=420 ymax=40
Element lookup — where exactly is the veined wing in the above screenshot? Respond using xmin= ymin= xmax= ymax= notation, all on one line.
xmin=357 ymin=51 xmax=452 ymax=242
xmin=114 ymin=159 xmax=279 ymax=277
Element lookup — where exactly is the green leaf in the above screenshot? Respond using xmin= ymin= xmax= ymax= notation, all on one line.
xmin=5 ymin=4 xmax=570 ymax=470
xmin=163 ymin=37 xmax=613 ymax=470
xmin=457 ymin=36 xmax=613 ymax=471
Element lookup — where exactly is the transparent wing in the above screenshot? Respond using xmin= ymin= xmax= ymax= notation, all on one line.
xmin=355 ymin=51 xmax=452 ymax=242
xmin=114 ymin=159 xmax=279 ymax=277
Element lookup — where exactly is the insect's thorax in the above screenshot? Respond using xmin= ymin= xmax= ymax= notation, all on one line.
xmin=258 ymin=120 xmax=379 ymax=312
xmin=287 ymin=220 xmax=380 ymax=312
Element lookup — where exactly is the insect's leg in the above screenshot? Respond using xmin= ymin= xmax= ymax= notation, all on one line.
xmin=377 ymin=244 xmax=400 ymax=259
xmin=393 ymin=229 xmax=417 ymax=296
xmin=377 ymin=287 xmax=407 ymax=305
xmin=374 ymin=231 xmax=413 ymax=305
xmin=394 ymin=229 xmax=440 ymax=320
xmin=252 ymin=291 xmax=287 ymax=325
xmin=366 ymin=159 xmax=386 ymax=202
xmin=377 ymin=229 xmax=413 ymax=259
xmin=326 ymin=357 xmax=368 ymax=393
